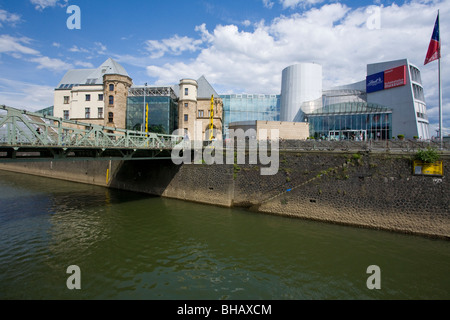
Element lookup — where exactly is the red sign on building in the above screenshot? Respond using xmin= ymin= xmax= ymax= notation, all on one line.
xmin=384 ymin=65 xmax=407 ymax=90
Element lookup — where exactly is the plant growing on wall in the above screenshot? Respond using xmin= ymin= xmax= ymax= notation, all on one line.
xmin=415 ymin=147 xmax=441 ymax=163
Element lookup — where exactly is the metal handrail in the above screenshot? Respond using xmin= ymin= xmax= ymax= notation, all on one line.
xmin=0 ymin=105 xmax=183 ymax=150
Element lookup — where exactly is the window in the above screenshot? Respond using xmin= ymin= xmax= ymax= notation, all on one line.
xmin=64 ymin=96 xmax=70 ymax=104
xmin=109 ymin=84 xmax=115 ymax=91
xmin=108 ymin=112 xmax=114 ymax=123
xmin=63 ymin=110 xmax=69 ymax=120
xmin=185 ymin=88 xmax=189 ymax=96
xmin=98 ymin=108 xmax=103 ymax=119
xmin=109 ymin=95 xmax=114 ymax=105
xmin=198 ymin=110 xmax=204 ymax=118
xmin=85 ymin=108 xmax=90 ymax=119
xmin=98 ymin=94 xmax=104 ymax=101
xmin=184 ymin=103 xmax=188 ymax=108
xmin=85 ymin=94 xmax=91 ymax=102
xmin=184 ymin=114 xmax=189 ymax=122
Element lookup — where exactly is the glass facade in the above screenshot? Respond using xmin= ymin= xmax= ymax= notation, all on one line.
xmin=126 ymin=96 xmax=178 ymax=134
xmin=36 ymin=106 xmax=54 ymax=117
xmin=220 ymin=94 xmax=280 ymax=138
xmin=305 ymin=102 xmax=393 ymax=141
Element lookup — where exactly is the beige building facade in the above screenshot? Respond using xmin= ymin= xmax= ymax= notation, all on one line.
xmin=53 ymin=58 xmax=132 ymax=130
xmin=178 ymin=76 xmax=223 ymax=140
xmin=229 ymin=120 xmax=310 ymax=140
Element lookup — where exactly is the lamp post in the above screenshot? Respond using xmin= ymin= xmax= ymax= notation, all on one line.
xmin=143 ymin=83 xmax=147 ymax=132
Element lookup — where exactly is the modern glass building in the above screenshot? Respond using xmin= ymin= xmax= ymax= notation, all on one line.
xmin=36 ymin=106 xmax=54 ymax=117
xmin=280 ymin=59 xmax=430 ymax=140
xmin=306 ymin=102 xmax=393 ymax=141
xmin=220 ymin=94 xmax=280 ymax=138
xmin=126 ymin=87 xmax=178 ymax=134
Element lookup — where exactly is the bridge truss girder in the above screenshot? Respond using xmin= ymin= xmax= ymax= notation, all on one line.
xmin=0 ymin=105 xmax=183 ymax=162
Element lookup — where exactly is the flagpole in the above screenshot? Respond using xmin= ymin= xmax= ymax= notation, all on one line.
xmin=439 ymin=52 xmax=443 ymax=149
xmin=438 ymin=10 xmax=443 ymax=150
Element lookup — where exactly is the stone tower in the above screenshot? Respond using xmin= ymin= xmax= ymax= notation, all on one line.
xmin=178 ymin=79 xmax=199 ymax=138
xmin=95 ymin=58 xmax=133 ymax=130
xmin=103 ymin=74 xmax=132 ymax=129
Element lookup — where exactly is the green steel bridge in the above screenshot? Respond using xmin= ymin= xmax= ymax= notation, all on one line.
xmin=0 ymin=105 xmax=184 ymax=162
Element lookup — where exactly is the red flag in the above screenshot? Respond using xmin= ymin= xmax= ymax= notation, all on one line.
xmin=424 ymin=13 xmax=440 ymax=65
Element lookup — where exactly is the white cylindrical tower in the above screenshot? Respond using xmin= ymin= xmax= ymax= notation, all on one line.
xmin=179 ymin=79 xmax=198 ymax=102
xmin=280 ymin=63 xmax=323 ymax=122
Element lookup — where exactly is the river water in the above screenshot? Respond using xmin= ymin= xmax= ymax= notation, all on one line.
xmin=0 ymin=170 xmax=448 ymax=300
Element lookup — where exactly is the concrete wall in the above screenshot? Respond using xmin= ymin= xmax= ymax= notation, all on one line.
xmin=0 ymin=151 xmax=448 ymax=238
xmin=229 ymin=121 xmax=310 ymax=140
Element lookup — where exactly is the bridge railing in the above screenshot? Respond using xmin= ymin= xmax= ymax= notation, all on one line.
xmin=0 ymin=105 xmax=183 ymax=149
xmin=195 ymin=139 xmax=450 ymax=153
xmin=276 ymin=139 xmax=450 ymax=152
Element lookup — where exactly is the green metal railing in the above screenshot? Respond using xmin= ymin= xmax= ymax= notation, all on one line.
xmin=0 ymin=105 xmax=183 ymax=150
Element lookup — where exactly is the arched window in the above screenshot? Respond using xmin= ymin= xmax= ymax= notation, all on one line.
xmin=109 ymin=84 xmax=115 ymax=91
xmin=109 ymin=95 xmax=114 ymax=105
xmin=108 ymin=112 xmax=114 ymax=123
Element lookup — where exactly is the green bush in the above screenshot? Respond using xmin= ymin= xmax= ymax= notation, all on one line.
xmin=397 ymin=134 xmax=405 ymax=140
xmin=415 ymin=147 xmax=440 ymax=163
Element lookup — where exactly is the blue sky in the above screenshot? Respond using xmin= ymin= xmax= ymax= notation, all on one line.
xmin=0 ymin=0 xmax=448 ymax=136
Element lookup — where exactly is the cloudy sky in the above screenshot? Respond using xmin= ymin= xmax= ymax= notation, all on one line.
xmin=0 ymin=0 xmax=448 ymax=136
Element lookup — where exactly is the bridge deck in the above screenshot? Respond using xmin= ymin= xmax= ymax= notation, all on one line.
xmin=0 ymin=105 xmax=183 ymax=162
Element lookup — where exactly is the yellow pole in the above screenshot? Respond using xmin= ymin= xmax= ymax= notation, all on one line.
xmin=210 ymin=95 xmax=214 ymax=141
xmin=145 ymin=103 xmax=149 ymax=133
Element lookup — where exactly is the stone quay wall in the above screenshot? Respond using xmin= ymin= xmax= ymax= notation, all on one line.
xmin=0 ymin=151 xmax=448 ymax=239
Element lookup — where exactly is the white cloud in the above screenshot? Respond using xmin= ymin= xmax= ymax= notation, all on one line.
xmin=0 ymin=9 xmax=21 ymax=27
xmin=0 ymin=35 xmax=39 ymax=55
xmin=0 ymin=35 xmax=73 ymax=71
xmin=52 ymin=42 xmax=61 ymax=48
xmin=29 ymin=56 xmax=72 ymax=71
xmin=279 ymin=0 xmax=325 ymax=9
xmin=74 ymin=61 xmax=94 ymax=68
xmin=145 ymin=1 xmax=450 ymax=130
xmin=145 ymin=35 xmax=203 ymax=59
xmin=263 ymin=0 xmax=274 ymax=9
xmin=30 ymin=0 xmax=68 ymax=10
xmin=195 ymin=23 xmax=214 ymax=43
xmin=0 ymin=78 xmax=54 ymax=111
xmin=69 ymin=45 xmax=89 ymax=53
xmin=94 ymin=42 xmax=107 ymax=55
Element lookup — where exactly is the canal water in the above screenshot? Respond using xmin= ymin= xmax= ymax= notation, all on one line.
xmin=0 ymin=170 xmax=449 ymax=300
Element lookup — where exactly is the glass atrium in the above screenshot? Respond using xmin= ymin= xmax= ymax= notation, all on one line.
xmin=220 ymin=94 xmax=280 ymax=138
xmin=126 ymin=96 xmax=178 ymax=135
xmin=305 ymin=102 xmax=393 ymax=141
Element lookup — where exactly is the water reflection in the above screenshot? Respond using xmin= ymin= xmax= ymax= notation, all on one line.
xmin=0 ymin=170 xmax=449 ymax=300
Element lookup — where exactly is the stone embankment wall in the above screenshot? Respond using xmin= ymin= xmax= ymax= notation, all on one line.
xmin=233 ymin=152 xmax=449 ymax=239
xmin=0 ymin=151 xmax=448 ymax=238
